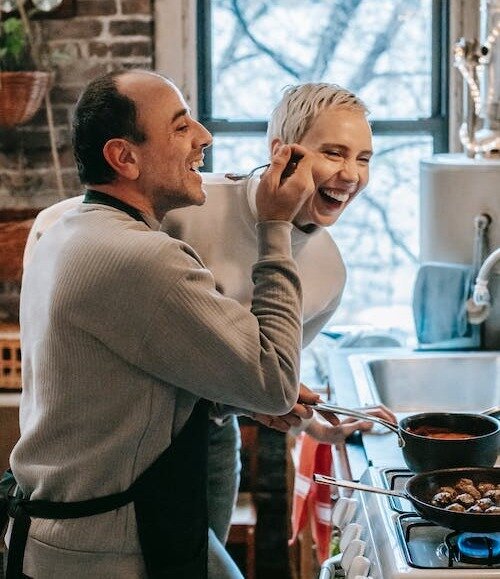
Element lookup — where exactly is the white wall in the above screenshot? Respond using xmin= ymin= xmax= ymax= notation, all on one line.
xmin=154 ymin=0 xmax=198 ymax=116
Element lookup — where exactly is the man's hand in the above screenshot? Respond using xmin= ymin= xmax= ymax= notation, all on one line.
xmin=256 ymin=143 xmax=315 ymax=222
xmin=253 ymin=383 xmax=321 ymax=433
xmin=310 ymin=404 xmax=397 ymax=444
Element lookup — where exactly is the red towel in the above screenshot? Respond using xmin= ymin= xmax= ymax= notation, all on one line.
xmin=289 ymin=432 xmax=333 ymax=563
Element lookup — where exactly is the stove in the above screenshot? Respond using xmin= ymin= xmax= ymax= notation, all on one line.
xmin=336 ymin=467 xmax=500 ymax=578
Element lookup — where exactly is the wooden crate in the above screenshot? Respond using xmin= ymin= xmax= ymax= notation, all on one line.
xmin=0 ymin=327 xmax=21 ymax=391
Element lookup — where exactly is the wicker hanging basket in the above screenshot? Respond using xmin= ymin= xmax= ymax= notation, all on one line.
xmin=0 ymin=70 xmax=51 ymax=128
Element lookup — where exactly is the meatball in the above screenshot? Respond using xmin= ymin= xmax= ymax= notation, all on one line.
xmin=440 ymin=478 xmax=500 ymax=515
xmin=455 ymin=478 xmax=474 ymax=489
xmin=437 ymin=486 xmax=457 ymax=499
xmin=456 ymin=493 xmax=476 ymax=508
xmin=446 ymin=503 xmax=466 ymax=512
xmin=478 ymin=482 xmax=495 ymax=495
xmin=476 ymin=498 xmax=494 ymax=511
xmin=458 ymin=485 xmax=481 ymax=500
xmin=431 ymin=491 xmax=455 ymax=507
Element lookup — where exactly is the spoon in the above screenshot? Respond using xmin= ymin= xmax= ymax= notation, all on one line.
xmin=225 ymin=163 xmax=269 ymax=182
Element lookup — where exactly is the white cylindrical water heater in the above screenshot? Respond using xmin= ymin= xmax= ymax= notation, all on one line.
xmin=420 ymin=153 xmax=500 ymax=349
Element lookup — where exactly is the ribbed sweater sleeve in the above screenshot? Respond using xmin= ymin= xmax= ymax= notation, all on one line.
xmin=136 ymin=220 xmax=302 ymax=414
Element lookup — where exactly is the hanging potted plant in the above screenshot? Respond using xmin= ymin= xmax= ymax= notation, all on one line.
xmin=0 ymin=12 xmax=51 ymax=128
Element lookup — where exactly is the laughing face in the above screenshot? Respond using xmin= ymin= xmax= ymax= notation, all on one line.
xmin=285 ymin=107 xmax=373 ymax=230
xmin=121 ymin=73 xmax=212 ymax=217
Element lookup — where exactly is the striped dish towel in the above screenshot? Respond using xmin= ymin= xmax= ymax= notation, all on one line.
xmin=288 ymin=432 xmax=333 ymax=563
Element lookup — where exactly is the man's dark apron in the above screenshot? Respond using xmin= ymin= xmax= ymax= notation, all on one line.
xmin=5 ymin=399 xmax=209 ymax=578
xmin=4 ymin=191 xmax=210 ymax=578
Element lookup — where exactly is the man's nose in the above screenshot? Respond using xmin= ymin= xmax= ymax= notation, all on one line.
xmin=195 ymin=120 xmax=213 ymax=148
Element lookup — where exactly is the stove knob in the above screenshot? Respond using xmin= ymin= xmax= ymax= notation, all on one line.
xmin=340 ymin=539 xmax=366 ymax=572
xmin=340 ymin=522 xmax=363 ymax=551
xmin=346 ymin=555 xmax=371 ymax=579
xmin=331 ymin=496 xmax=358 ymax=529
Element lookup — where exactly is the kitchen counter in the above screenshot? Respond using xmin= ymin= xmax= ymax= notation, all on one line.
xmin=0 ymin=392 xmax=21 ymax=406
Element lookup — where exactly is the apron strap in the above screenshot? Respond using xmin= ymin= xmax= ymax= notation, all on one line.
xmin=6 ymin=504 xmax=31 ymax=579
xmin=9 ymin=488 xmax=134 ymax=520
xmin=132 ymin=400 xmax=209 ymax=578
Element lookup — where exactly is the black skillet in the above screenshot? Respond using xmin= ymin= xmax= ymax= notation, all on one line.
xmin=314 ymin=467 xmax=500 ymax=532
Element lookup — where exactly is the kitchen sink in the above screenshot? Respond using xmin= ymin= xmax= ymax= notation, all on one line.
xmin=348 ymin=351 xmax=500 ymax=413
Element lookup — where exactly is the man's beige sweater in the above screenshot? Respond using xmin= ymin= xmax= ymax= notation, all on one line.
xmin=10 ymin=200 xmax=303 ymax=578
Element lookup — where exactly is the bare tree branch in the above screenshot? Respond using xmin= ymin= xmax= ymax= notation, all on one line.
xmin=216 ymin=3 xmax=268 ymax=80
xmin=360 ymin=192 xmax=418 ymax=263
xmin=230 ymin=0 xmax=303 ymax=78
xmin=348 ymin=0 xmax=418 ymax=92
xmin=306 ymin=0 xmax=363 ymax=80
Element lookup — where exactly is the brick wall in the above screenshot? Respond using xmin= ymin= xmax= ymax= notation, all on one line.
xmin=0 ymin=0 xmax=154 ymax=210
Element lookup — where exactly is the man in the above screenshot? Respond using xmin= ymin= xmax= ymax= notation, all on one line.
xmin=20 ymin=81 xmax=396 ymax=578
xmin=6 ymin=69 xmax=318 ymax=578
xmin=162 ymin=82 xmax=396 ymax=559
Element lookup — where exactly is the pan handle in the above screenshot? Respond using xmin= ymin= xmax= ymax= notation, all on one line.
xmin=313 ymin=473 xmax=407 ymax=499
xmin=482 ymin=406 xmax=500 ymax=419
xmin=313 ymin=402 xmax=405 ymax=447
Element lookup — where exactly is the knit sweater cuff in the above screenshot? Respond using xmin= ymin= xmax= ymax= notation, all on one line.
xmin=256 ymin=221 xmax=293 ymax=259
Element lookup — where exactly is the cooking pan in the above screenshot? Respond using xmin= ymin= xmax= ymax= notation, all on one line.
xmin=314 ymin=403 xmax=500 ymax=473
xmin=314 ymin=467 xmax=500 ymax=532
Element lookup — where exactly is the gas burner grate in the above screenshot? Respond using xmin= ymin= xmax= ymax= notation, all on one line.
xmin=446 ymin=531 xmax=500 ymax=566
xmin=380 ymin=468 xmax=415 ymax=513
xmin=396 ymin=514 xmax=500 ymax=570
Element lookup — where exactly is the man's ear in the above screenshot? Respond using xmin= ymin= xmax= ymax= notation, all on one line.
xmin=270 ymin=138 xmax=283 ymax=155
xmin=103 ymin=139 xmax=140 ymax=180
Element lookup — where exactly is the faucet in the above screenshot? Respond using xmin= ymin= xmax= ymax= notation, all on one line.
xmin=467 ymin=246 xmax=500 ymax=324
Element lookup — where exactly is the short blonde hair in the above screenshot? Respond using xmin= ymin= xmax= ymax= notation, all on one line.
xmin=267 ymin=83 xmax=369 ymax=149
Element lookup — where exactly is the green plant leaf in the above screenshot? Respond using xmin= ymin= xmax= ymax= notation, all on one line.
xmin=0 ymin=17 xmax=30 ymax=71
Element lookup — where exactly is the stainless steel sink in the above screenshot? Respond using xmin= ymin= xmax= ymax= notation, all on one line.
xmin=348 ymin=351 xmax=500 ymax=413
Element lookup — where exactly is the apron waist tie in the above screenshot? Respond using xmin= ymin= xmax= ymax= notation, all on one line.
xmin=6 ymin=485 xmax=137 ymax=579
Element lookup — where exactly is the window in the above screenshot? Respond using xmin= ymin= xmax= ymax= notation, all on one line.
xmin=197 ymin=0 xmax=449 ymax=339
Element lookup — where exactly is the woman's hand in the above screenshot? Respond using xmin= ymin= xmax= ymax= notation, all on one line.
xmin=309 ymin=404 xmax=397 ymax=444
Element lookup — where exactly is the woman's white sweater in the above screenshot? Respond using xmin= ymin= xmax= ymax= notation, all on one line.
xmin=163 ymin=174 xmax=346 ymax=346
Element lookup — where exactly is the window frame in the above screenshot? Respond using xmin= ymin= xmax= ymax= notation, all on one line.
xmin=197 ymin=0 xmax=450 ymax=171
